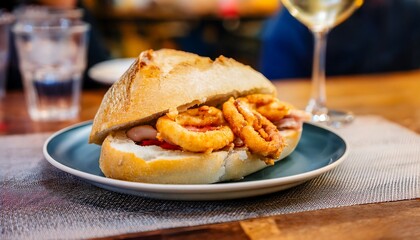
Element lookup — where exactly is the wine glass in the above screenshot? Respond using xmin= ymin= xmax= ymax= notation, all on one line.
xmin=280 ymin=0 xmax=363 ymax=126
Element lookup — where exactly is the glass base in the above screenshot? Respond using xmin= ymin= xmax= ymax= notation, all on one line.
xmin=310 ymin=109 xmax=354 ymax=128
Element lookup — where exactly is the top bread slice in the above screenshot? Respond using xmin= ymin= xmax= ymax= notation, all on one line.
xmin=89 ymin=49 xmax=277 ymax=145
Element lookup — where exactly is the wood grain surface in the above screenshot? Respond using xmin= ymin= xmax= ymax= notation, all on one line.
xmin=1 ymin=70 xmax=420 ymax=239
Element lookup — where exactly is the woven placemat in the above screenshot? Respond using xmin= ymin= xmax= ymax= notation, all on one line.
xmin=1 ymin=116 xmax=419 ymax=239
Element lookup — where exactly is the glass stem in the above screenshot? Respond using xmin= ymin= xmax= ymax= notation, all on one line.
xmin=306 ymin=30 xmax=329 ymax=122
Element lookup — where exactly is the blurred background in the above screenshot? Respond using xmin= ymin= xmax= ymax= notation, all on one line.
xmin=3 ymin=0 xmax=420 ymax=89
xmin=1 ymin=0 xmax=281 ymax=89
xmin=82 ymin=0 xmax=279 ymax=68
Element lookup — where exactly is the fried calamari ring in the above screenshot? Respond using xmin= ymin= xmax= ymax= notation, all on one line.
xmin=244 ymin=94 xmax=291 ymax=122
xmin=223 ymin=97 xmax=285 ymax=164
xmin=175 ymin=106 xmax=226 ymax=127
xmin=156 ymin=106 xmax=234 ymax=153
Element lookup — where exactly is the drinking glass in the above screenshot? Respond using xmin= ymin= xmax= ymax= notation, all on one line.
xmin=281 ymin=0 xmax=363 ymax=126
xmin=13 ymin=18 xmax=89 ymax=121
xmin=0 ymin=12 xmax=14 ymax=98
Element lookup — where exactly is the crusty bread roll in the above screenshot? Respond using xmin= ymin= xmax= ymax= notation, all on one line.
xmin=89 ymin=49 xmax=276 ymax=145
xmin=90 ymin=49 xmax=305 ymax=184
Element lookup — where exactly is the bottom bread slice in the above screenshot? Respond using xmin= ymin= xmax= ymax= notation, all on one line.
xmin=99 ymin=130 xmax=301 ymax=184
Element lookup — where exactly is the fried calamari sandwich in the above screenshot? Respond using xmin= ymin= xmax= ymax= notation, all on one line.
xmin=89 ymin=49 xmax=310 ymax=184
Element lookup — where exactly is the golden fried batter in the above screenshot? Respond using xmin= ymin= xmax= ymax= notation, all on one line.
xmin=156 ymin=106 xmax=234 ymax=153
xmin=223 ymin=97 xmax=285 ymax=163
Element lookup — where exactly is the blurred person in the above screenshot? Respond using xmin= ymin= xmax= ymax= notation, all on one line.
xmin=260 ymin=0 xmax=420 ymax=80
xmin=1 ymin=0 xmax=110 ymax=89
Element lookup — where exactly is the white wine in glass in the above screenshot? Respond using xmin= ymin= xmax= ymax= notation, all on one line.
xmin=281 ymin=0 xmax=363 ymax=126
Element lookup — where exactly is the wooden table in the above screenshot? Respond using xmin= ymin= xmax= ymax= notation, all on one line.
xmin=1 ymin=70 xmax=420 ymax=239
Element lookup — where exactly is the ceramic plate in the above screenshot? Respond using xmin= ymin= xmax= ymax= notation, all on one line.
xmin=43 ymin=122 xmax=348 ymax=201
xmin=88 ymin=58 xmax=135 ymax=84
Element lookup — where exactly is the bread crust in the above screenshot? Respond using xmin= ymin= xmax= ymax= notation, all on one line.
xmin=99 ymin=129 xmax=301 ymax=184
xmin=90 ymin=49 xmax=276 ymax=145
